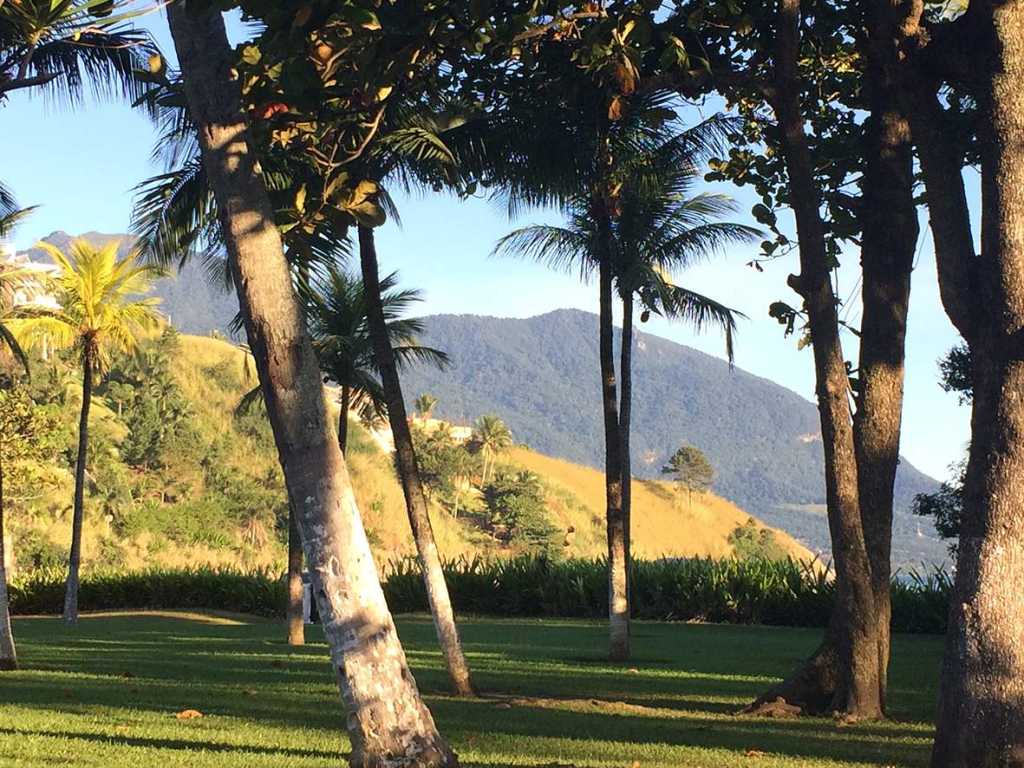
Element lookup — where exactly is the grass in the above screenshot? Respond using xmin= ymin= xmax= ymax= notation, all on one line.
xmin=509 ymin=447 xmax=814 ymax=561
xmin=0 ymin=612 xmax=941 ymax=767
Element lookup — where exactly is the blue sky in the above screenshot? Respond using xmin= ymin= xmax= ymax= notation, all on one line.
xmin=0 ymin=11 xmax=970 ymax=481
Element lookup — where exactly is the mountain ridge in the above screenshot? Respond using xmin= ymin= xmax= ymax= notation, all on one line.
xmin=19 ymin=232 xmax=945 ymax=564
xmin=399 ymin=308 xmax=946 ymax=565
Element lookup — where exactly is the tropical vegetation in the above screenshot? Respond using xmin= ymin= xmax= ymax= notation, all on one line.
xmin=10 ymin=239 xmax=162 ymax=623
xmin=1 ymin=0 xmax=1022 ymax=764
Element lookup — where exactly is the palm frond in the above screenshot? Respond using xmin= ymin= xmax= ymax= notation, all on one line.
xmin=492 ymin=224 xmax=595 ymax=279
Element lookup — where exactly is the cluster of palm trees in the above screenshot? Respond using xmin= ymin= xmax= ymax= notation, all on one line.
xmin=133 ymin=51 xmax=754 ymax=667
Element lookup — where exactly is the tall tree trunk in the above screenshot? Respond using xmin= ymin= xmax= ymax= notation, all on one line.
xmin=64 ymin=346 xmax=93 ymax=626
xmin=852 ymin=16 xmax=919 ymax=711
xmin=599 ymin=259 xmax=629 ymax=662
xmin=0 ymin=452 xmax=16 ymax=670
xmin=618 ymin=290 xmax=634 ymax=619
xmin=168 ymin=6 xmax=456 ymax=765
xmin=339 ymin=385 xmax=351 ymax=454
xmin=929 ymin=5 xmax=1024 ymax=762
xmin=286 ymin=506 xmax=304 ymax=646
xmin=748 ymin=0 xmax=881 ymax=718
xmin=358 ymin=225 xmax=474 ymax=698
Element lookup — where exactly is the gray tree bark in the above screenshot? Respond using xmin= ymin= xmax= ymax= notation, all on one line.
xmin=914 ymin=4 xmax=1024 ymax=763
xmin=0 ymin=454 xmax=17 ymax=670
xmin=358 ymin=225 xmax=474 ymax=697
xmin=168 ymin=5 xmax=456 ymax=765
xmin=64 ymin=344 xmax=93 ymax=625
xmin=287 ymin=508 xmax=304 ymax=647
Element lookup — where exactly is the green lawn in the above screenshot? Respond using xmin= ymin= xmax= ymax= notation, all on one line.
xmin=0 ymin=612 xmax=942 ymax=767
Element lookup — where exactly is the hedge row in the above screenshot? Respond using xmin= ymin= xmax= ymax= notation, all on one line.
xmin=9 ymin=556 xmax=953 ymax=634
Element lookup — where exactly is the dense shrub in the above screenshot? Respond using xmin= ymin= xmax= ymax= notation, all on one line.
xmin=9 ymin=556 xmax=954 ymax=634
xmin=728 ymin=518 xmax=789 ymax=561
xmin=10 ymin=566 xmax=284 ymax=617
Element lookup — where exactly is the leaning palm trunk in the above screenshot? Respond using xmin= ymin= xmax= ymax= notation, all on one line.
xmin=338 ymin=385 xmax=351 ymax=454
xmin=168 ymin=6 xmax=456 ymax=765
xmin=618 ymin=290 xmax=634 ymax=623
xmin=64 ymin=346 xmax=93 ymax=625
xmin=286 ymin=508 xmax=304 ymax=646
xmin=0 ymin=457 xmax=17 ymax=670
xmin=599 ymin=259 xmax=629 ymax=662
xmin=358 ymin=225 xmax=474 ymax=698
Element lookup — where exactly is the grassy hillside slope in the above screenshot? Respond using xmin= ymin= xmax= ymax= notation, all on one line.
xmin=507 ymin=448 xmax=812 ymax=561
xmin=7 ymin=332 xmax=811 ymax=578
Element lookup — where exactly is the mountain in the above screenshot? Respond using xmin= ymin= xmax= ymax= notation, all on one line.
xmin=399 ymin=309 xmax=947 ymax=565
xmin=20 ymin=231 xmax=240 ymax=339
xmin=18 ymin=233 xmax=945 ymax=564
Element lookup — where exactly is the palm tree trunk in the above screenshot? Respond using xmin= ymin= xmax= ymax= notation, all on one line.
xmin=64 ymin=346 xmax=93 ymax=625
xmin=339 ymin=385 xmax=351 ymax=454
xmin=286 ymin=506 xmax=304 ymax=646
xmin=358 ymin=225 xmax=475 ymax=698
xmin=168 ymin=7 xmax=456 ymax=764
xmin=0 ymin=452 xmax=17 ymax=670
xmin=599 ymin=259 xmax=629 ymax=662
xmin=619 ymin=290 xmax=634 ymax=626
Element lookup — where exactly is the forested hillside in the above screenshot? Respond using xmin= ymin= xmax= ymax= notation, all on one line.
xmin=400 ymin=309 xmax=946 ymax=565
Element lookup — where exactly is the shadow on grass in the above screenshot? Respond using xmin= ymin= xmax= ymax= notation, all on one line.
xmin=0 ymin=726 xmax=340 ymax=761
xmin=6 ymin=614 xmax=937 ymax=767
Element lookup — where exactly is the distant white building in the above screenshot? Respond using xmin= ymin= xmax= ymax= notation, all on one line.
xmin=0 ymin=242 xmax=60 ymax=311
xmin=410 ymin=415 xmax=473 ymax=443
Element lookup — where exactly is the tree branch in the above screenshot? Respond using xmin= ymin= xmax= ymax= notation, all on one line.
xmin=0 ymin=73 xmax=59 ymax=95
xmin=512 ymin=11 xmax=605 ymax=43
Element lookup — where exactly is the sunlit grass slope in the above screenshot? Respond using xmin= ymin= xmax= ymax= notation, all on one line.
xmin=13 ymin=331 xmax=812 ymax=573
xmin=507 ymin=447 xmax=814 ymax=561
xmin=169 ymin=334 xmax=481 ymax=562
xmin=0 ymin=612 xmax=940 ymax=767
xmin=175 ymin=334 xmax=810 ymax=563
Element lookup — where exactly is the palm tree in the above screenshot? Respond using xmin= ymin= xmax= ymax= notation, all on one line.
xmin=165 ymin=8 xmax=457 ymax=760
xmin=415 ymin=393 xmax=438 ymax=420
xmin=12 ymin=239 xmax=161 ymax=624
xmin=473 ymin=415 xmax=513 ymax=483
xmin=494 ymin=122 xmax=755 ymax=660
xmin=0 ymin=0 xmax=151 ymax=103
xmin=304 ymin=267 xmax=448 ymax=454
xmin=134 ymin=4 xmax=477 ymax=698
